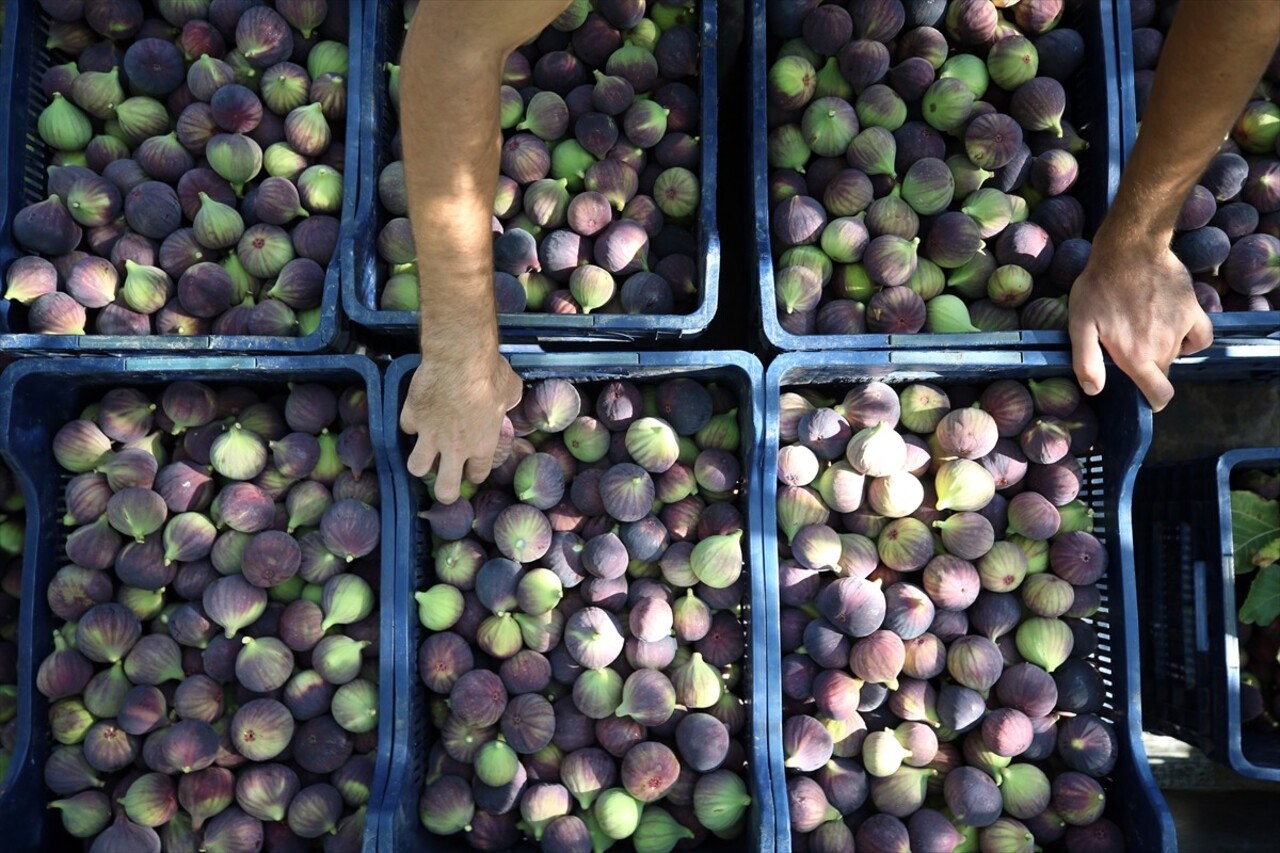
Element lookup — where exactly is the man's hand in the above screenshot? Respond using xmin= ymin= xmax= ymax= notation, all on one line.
xmin=401 ymin=351 xmax=523 ymax=504
xmin=1066 ymin=0 xmax=1277 ymax=412
xmin=397 ymin=1 xmax=570 ymax=489
xmin=1069 ymin=238 xmax=1213 ymax=412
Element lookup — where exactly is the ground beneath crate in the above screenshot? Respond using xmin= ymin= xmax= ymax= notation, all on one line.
xmin=1162 ymin=788 xmax=1280 ymax=852
xmin=1148 ymin=380 xmax=1280 ymax=463
xmin=1144 ymin=734 xmax=1280 ymax=849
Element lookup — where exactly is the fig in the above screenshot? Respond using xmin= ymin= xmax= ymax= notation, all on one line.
xmin=816 ymin=576 xmax=887 ymax=637
xmin=593 ymin=787 xmax=643 ymax=841
xmin=1224 ymin=233 xmax=1280 ymax=296
xmin=907 ymin=808 xmax=965 ymax=853
xmin=1052 ymin=771 xmax=1107 ymax=826
xmin=1056 ymin=713 xmax=1118 ymax=778
xmin=1007 ymin=491 xmax=1061 ymax=540
xmin=615 ymin=669 xmax=676 ymax=726
xmin=4 ymin=256 xmax=59 ymax=305
xmin=1048 ymin=530 xmax=1107 ymax=585
xmin=901 ymin=157 xmax=955 ymax=217
xmin=946 ymin=634 xmax=1003 ymax=693
xmin=922 ymin=77 xmax=975 ymax=132
xmin=933 ymin=511 xmax=995 ymax=561
xmin=960 ymin=189 xmax=1014 ymax=241
xmin=924 ymin=212 xmax=983 ymax=270
xmin=986 ymin=33 xmax=1039 ymax=89
xmin=966 ymin=113 xmax=1025 ymax=171
xmin=87 ymin=813 xmax=161 ymax=853
xmin=14 ymin=195 xmax=84 ymax=257
xmin=1053 ymin=657 xmax=1107 ymax=715
xmin=768 ymin=54 xmax=818 ymax=111
xmin=1012 ymin=616 xmax=1073 ymax=674
xmin=1020 ymin=573 xmax=1075 ymax=620
xmin=944 ymin=765 xmax=1002 ymax=829
xmin=851 ymin=629 xmax=907 ymax=690
xmin=855 ymin=814 xmax=910 ymax=851
xmin=693 ymin=770 xmax=752 ymax=838
xmin=990 ymin=662 xmax=1058 ymax=723
xmin=845 ymin=421 xmax=907 ymax=477
xmin=922 ymin=553 xmax=982 ymax=611
xmin=49 ymin=790 xmax=113 ymax=839
xmin=973 ymin=542 xmax=1028 ymax=599
xmin=856 ymin=84 xmax=907 ymax=131
xmin=935 ymin=458 xmax=996 ymax=512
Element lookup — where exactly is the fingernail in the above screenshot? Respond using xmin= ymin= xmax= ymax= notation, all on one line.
xmin=1081 ymin=381 xmax=1098 ymax=395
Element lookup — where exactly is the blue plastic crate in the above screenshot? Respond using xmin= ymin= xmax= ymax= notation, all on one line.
xmin=762 ymin=350 xmax=1175 ymax=851
xmin=343 ymin=1 xmax=720 ymax=341
xmin=373 ymin=350 xmax=780 ymax=852
xmin=752 ymin=0 xmax=1124 ymax=351
xmin=1115 ymin=0 xmax=1280 ymax=339
xmin=0 ymin=354 xmax=394 ymax=852
xmin=0 ymin=1 xmax=358 ymax=354
xmin=1133 ymin=345 xmax=1280 ymax=781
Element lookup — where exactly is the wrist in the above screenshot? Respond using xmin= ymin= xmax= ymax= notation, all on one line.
xmin=421 ymin=323 xmax=499 ymax=366
xmin=1094 ymin=200 xmax=1175 ymax=255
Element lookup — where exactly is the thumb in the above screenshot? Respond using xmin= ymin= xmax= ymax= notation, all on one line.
xmin=1070 ymin=320 xmax=1106 ymax=397
xmin=501 ymin=369 xmax=524 ymax=412
xmin=399 ymin=401 xmax=418 ymax=435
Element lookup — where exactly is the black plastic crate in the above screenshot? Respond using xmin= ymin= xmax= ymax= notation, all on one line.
xmin=0 ymin=1 xmax=358 ymax=354
xmin=0 ymin=355 xmax=394 ymax=850
xmin=752 ymin=0 xmax=1124 ymax=351
xmin=345 ymin=1 xmax=721 ymax=342
xmin=764 ymin=350 xmax=1176 ymax=851
xmin=373 ymin=350 xmax=781 ymax=851
xmin=1134 ymin=344 xmax=1280 ymax=780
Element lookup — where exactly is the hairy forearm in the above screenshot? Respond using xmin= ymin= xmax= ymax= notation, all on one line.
xmin=400 ymin=1 xmax=571 ymax=358
xmin=401 ymin=15 xmax=505 ymax=356
xmin=1104 ymin=0 xmax=1280 ymax=251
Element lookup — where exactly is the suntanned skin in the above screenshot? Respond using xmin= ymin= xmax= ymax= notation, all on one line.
xmin=1070 ymin=0 xmax=1280 ymax=411
xmin=399 ymin=0 xmax=572 ymax=503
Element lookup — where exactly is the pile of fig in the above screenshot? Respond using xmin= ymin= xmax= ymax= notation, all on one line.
xmin=3 ymin=0 xmax=351 ymax=337
xmin=1130 ymin=0 xmax=1280 ymax=312
xmin=376 ymin=0 xmax=705 ymax=316
xmin=775 ymin=373 xmax=1129 ymax=849
xmin=31 ymin=378 xmax=380 ymax=850
xmin=0 ymin=460 xmax=23 ymax=782
xmin=765 ymin=0 xmax=1097 ymax=336
xmin=414 ymin=375 xmax=755 ymax=849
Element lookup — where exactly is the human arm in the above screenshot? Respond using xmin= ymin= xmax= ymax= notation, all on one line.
xmin=1069 ymin=0 xmax=1280 ymax=411
xmin=398 ymin=0 xmax=570 ymax=500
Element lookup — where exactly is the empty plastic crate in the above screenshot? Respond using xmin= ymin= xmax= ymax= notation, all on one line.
xmin=1134 ymin=345 xmax=1280 ymax=781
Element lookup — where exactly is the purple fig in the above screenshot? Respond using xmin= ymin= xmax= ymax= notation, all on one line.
xmin=14 ymin=194 xmax=83 ymax=256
